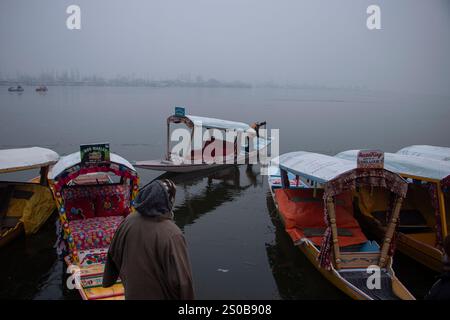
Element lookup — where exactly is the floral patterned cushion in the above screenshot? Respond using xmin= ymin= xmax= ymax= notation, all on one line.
xmin=69 ymin=216 xmax=124 ymax=251
xmin=96 ymin=186 xmax=130 ymax=217
xmin=65 ymin=198 xmax=96 ymax=220
xmin=78 ymin=248 xmax=109 ymax=267
xmin=62 ymin=185 xmax=131 ymax=220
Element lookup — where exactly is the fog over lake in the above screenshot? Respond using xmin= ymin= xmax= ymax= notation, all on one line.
xmin=0 ymin=0 xmax=449 ymax=300
xmin=1 ymin=0 xmax=449 ymax=95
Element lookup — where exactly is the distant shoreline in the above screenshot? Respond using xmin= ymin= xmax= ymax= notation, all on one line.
xmin=0 ymin=81 xmax=372 ymax=92
xmin=0 ymin=79 xmax=252 ymax=89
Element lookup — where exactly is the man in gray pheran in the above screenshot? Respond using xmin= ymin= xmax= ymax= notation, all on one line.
xmin=102 ymin=179 xmax=195 ymax=300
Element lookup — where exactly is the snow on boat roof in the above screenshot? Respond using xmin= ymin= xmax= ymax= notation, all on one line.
xmin=185 ymin=115 xmax=253 ymax=132
xmin=336 ymin=150 xmax=450 ymax=181
xmin=397 ymin=145 xmax=450 ymax=161
xmin=49 ymin=151 xmax=136 ymax=179
xmin=277 ymin=151 xmax=356 ymax=184
xmin=0 ymin=147 xmax=59 ymax=174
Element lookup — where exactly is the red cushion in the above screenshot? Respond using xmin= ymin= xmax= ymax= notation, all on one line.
xmin=95 ymin=194 xmax=127 ymax=217
xmin=63 ymin=185 xmax=131 ymax=220
xmin=65 ymin=198 xmax=96 ymax=220
xmin=274 ymin=188 xmax=367 ymax=247
xmin=95 ymin=185 xmax=130 ymax=217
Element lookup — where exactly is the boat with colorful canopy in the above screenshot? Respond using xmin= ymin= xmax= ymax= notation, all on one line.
xmin=48 ymin=144 xmax=139 ymax=300
xmin=135 ymin=107 xmax=271 ymax=173
xmin=336 ymin=149 xmax=450 ymax=272
xmin=0 ymin=147 xmax=59 ymax=247
xmin=397 ymin=145 xmax=450 ymax=162
xmin=268 ymin=151 xmax=414 ymax=300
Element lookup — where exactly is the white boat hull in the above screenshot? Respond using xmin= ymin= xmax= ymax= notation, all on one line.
xmin=136 ymin=139 xmax=272 ymax=173
xmin=135 ymin=159 xmax=226 ymax=173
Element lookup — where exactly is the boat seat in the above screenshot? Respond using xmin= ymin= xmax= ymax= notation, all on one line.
xmin=62 ymin=185 xmax=131 ymax=221
xmin=303 ymin=227 xmax=353 ymax=237
xmin=0 ymin=216 xmax=20 ymax=229
xmin=372 ymin=209 xmax=431 ymax=233
xmin=340 ymin=240 xmax=380 ymax=252
xmin=275 ymin=188 xmax=368 ymax=247
xmin=69 ymin=216 xmax=124 ymax=251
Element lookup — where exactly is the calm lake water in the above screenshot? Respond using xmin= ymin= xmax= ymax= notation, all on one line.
xmin=0 ymin=85 xmax=449 ymax=299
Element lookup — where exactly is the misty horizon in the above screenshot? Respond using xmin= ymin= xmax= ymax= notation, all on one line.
xmin=1 ymin=0 xmax=449 ymax=95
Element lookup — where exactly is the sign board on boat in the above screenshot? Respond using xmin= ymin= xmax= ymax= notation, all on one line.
xmin=357 ymin=150 xmax=384 ymax=169
xmin=175 ymin=106 xmax=186 ymax=117
xmin=80 ymin=143 xmax=110 ymax=165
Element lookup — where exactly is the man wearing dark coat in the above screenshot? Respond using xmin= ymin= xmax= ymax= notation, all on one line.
xmin=102 ymin=179 xmax=195 ymax=300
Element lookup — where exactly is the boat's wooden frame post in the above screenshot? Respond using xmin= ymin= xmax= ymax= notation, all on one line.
xmin=245 ymin=136 xmax=250 ymax=164
xmin=326 ymin=196 xmax=341 ymax=270
xmin=234 ymin=135 xmax=238 ymax=164
xmin=379 ymin=196 xmax=403 ymax=268
xmin=166 ymin=120 xmax=171 ymax=161
xmin=255 ymin=125 xmax=260 ymax=163
xmin=190 ymin=129 xmax=195 ymax=164
xmin=39 ymin=166 xmax=49 ymax=186
xmin=280 ymin=168 xmax=289 ymax=189
xmin=437 ymin=182 xmax=448 ymax=239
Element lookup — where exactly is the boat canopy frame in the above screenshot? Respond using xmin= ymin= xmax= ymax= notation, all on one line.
xmin=49 ymin=151 xmax=139 ymax=203
xmin=0 ymin=147 xmax=59 ymax=186
xmin=277 ymin=151 xmax=408 ymax=270
xmin=165 ymin=114 xmax=257 ymax=161
xmin=49 ymin=151 xmax=139 ymax=264
xmin=336 ymin=150 xmax=450 ymax=248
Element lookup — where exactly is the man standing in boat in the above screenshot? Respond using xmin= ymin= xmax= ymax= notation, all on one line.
xmin=102 ymin=179 xmax=195 ymax=300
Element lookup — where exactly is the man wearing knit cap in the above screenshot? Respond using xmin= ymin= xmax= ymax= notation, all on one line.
xmin=102 ymin=179 xmax=195 ymax=300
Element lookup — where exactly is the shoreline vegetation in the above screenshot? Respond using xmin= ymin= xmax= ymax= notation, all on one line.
xmin=0 ymin=73 xmax=368 ymax=90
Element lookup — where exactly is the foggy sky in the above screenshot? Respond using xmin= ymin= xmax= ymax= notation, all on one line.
xmin=0 ymin=0 xmax=449 ymax=95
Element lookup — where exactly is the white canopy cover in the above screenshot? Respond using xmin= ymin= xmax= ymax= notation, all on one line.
xmin=397 ymin=145 xmax=450 ymax=162
xmin=336 ymin=150 xmax=450 ymax=181
xmin=49 ymin=151 xmax=136 ymax=180
xmin=0 ymin=147 xmax=59 ymax=174
xmin=276 ymin=151 xmax=356 ymax=184
xmin=186 ymin=115 xmax=254 ymax=132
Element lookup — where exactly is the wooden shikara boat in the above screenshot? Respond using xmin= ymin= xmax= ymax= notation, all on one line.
xmin=0 ymin=147 xmax=59 ymax=247
xmin=268 ymin=151 xmax=415 ymax=300
xmin=397 ymin=145 xmax=450 ymax=162
xmin=48 ymin=146 xmax=139 ymax=300
xmin=135 ymin=108 xmax=271 ymax=173
xmin=337 ymin=150 xmax=450 ymax=272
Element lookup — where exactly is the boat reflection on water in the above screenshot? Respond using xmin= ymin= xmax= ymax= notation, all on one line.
xmin=265 ymin=192 xmax=347 ymax=300
xmin=157 ymin=165 xmax=260 ymax=230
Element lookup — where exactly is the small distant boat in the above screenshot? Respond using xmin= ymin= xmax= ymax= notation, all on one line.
xmin=8 ymin=85 xmax=24 ymax=92
xmin=35 ymin=85 xmax=48 ymax=92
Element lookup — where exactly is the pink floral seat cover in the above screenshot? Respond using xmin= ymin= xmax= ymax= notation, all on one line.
xmin=69 ymin=216 xmax=124 ymax=251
